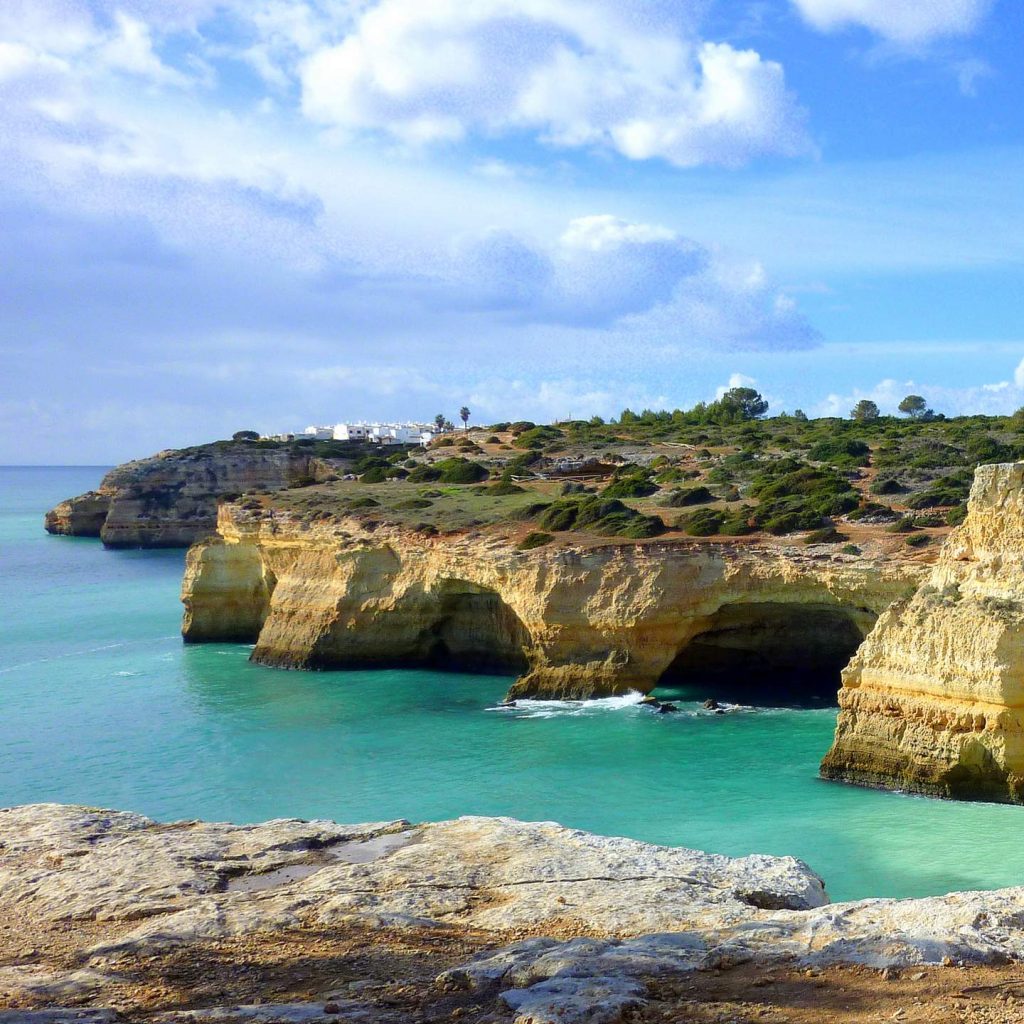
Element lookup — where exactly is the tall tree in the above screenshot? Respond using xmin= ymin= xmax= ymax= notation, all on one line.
xmin=719 ymin=387 xmax=768 ymax=421
xmin=850 ymin=399 xmax=880 ymax=422
xmin=433 ymin=413 xmax=446 ymax=432
xmin=460 ymin=406 xmax=471 ymax=432
xmin=898 ymin=395 xmax=927 ymax=419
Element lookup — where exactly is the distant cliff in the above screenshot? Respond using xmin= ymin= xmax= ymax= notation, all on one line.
xmin=181 ymin=504 xmax=922 ymax=700
xmin=45 ymin=443 xmax=332 ymax=548
xmin=822 ymin=463 xmax=1024 ymax=802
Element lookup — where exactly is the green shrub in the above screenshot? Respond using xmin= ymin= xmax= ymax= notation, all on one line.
xmin=903 ymin=472 xmax=972 ymax=508
xmin=538 ymin=496 xmax=664 ymax=538
xmin=410 ymin=458 xmax=488 ymax=484
xmin=395 ymin=498 xmax=433 ymax=510
xmin=887 ymin=517 xmax=917 ymax=534
xmin=807 ymin=438 xmax=871 ymax=468
xmin=360 ymin=466 xmax=389 ymax=483
xmin=660 ymin=486 xmax=715 ymax=507
xmin=841 ymin=544 xmax=861 ymax=555
xmin=870 ymin=477 xmax=904 ymax=495
xmin=518 ymin=531 xmax=553 ymax=550
xmin=602 ymin=475 xmax=658 ymax=499
xmin=946 ymin=503 xmax=968 ymax=526
xmin=906 ymin=533 xmax=930 ymax=547
xmin=679 ymin=508 xmax=725 ymax=536
xmin=346 ymin=497 xmax=380 ymax=509
xmin=804 ymin=526 xmax=845 ymax=544
xmin=487 ymin=480 xmax=525 ymax=495
xmin=512 ymin=425 xmax=562 ymax=449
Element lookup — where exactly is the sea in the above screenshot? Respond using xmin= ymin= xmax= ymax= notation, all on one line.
xmin=3 ymin=465 xmax=1024 ymax=902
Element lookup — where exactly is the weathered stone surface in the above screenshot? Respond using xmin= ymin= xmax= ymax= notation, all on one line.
xmin=823 ymin=462 xmax=1024 ymax=801
xmin=182 ymin=505 xmax=923 ymax=699
xmin=10 ymin=804 xmax=1024 ymax=1023
xmin=44 ymin=444 xmax=326 ymax=548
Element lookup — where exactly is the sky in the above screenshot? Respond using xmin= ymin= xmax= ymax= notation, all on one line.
xmin=1 ymin=0 xmax=1022 ymax=463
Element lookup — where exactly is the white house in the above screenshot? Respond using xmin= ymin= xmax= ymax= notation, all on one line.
xmin=333 ymin=422 xmax=371 ymax=441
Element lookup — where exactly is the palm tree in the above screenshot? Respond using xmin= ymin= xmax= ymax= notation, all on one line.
xmin=460 ymin=406 xmax=471 ymax=432
xmin=433 ymin=413 xmax=446 ymax=432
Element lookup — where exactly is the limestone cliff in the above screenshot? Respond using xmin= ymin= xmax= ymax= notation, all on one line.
xmin=822 ymin=462 xmax=1024 ymax=802
xmin=45 ymin=444 xmax=327 ymax=548
xmin=182 ymin=505 xmax=922 ymax=700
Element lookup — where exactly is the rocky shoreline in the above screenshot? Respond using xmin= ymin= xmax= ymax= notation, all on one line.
xmin=5 ymin=803 xmax=1024 ymax=1023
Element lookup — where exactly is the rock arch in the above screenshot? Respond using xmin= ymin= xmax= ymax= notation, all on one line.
xmin=657 ymin=601 xmax=874 ymax=702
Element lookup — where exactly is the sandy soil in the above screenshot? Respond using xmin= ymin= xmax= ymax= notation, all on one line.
xmin=6 ymin=908 xmax=1024 ymax=1022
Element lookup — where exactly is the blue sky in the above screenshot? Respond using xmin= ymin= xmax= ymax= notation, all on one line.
xmin=1 ymin=0 xmax=1022 ymax=463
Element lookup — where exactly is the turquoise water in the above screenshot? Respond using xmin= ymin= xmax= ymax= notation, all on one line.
xmin=4 ymin=466 xmax=1024 ymax=902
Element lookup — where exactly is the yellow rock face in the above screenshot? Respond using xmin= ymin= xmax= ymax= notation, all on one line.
xmin=822 ymin=463 xmax=1024 ymax=802
xmin=182 ymin=506 xmax=921 ymax=701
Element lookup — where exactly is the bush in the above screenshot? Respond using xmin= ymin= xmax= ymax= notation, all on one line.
xmin=887 ymin=517 xmax=917 ymax=533
xmin=518 ymin=531 xmax=553 ymax=550
xmin=679 ymin=508 xmax=725 ymax=536
xmin=870 ymin=477 xmax=904 ymax=495
xmin=487 ymin=480 xmax=525 ymax=495
xmin=946 ymin=503 xmax=968 ymax=526
xmin=906 ymin=533 xmax=930 ymax=547
xmin=903 ymin=472 xmax=973 ymax=508
xmin=537 ymin=496 xmax=664 ymax=538
xmin=346 ymin=497 xmax=380 ymax=509
xmin=804 ymin=526 xmax=845 ymax=544
xmin=410 ymin=458 xmax=488 ymax=484
xmin=395 ymin=498 xmax=433 ymax=510
xmin=603 ymin=475 xmax=658 ymax=499
xmin=660 ymin=486 xmax=715 ymax=507
xmin=512 ymin=425 xmax=564 ymax=449
xmin=807 ymin=438 xmax=871 ymax=468
xmin=360 ymin=466 xmax=389 ymax=483
xmin=841 ymin=544 xmax=861 ymax=555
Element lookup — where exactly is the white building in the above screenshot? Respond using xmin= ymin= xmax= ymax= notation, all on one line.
xmin=333 ymin=422 xmax=371 ymax=441
xmin=334 ymin=421 xmax=435 ymax=445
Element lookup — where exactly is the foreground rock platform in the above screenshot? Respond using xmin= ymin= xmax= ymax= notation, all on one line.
xmin=7 ymin=805 xmax=1024 ymax=1022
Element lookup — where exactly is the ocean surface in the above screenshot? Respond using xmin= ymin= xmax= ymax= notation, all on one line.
xmin=3 ymin=465 xmax=1024 ymax=902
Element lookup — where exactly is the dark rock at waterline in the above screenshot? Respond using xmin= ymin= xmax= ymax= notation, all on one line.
xmin=656 ymin=703 xmax=678 ymax=714
xmin=639 ymin=696 xmax=661 ymax=707
xmin=703 ymin=698 xmax=720 ymax=710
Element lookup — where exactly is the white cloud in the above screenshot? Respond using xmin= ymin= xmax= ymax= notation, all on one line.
xmin=792 ymin=0 xmax=992 ymax=44
xmin=816 ymin=361 xmax=1024 ymax=418
xmin=716 ymin=372 xmax=758 ymax=400
xmin=449 ymin=215 xmax=816 ymax=346
xmin=300 ymin=0 xmax=811 ymax=167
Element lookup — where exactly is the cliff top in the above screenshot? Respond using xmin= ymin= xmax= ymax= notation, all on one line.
xmin=236 ymin=411 xmax=1024 ymax=560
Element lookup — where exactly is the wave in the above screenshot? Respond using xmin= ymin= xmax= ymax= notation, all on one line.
xmin=486 ymin=692 xmax=774 ymax=720
xmin=487 ymin=690 xmax=659 ymax=719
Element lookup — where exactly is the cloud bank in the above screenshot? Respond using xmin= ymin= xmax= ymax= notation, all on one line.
xmin=792 ymin=0 xmax=993 ymax=44
xmin=301 ymin=0 xmax=812 ymax=167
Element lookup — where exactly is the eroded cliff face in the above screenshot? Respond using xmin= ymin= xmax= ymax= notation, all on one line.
xmin=182 ymin=506 xmax=922 ymax=700
xmin=45 ymin=445 xmax=323 ymax=548
xmin=822 ymin=463 xmax=1024 ymax=802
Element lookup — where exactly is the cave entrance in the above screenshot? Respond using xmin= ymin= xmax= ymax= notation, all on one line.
xmin=421 ymin=587 xmax=530 ymax=676
xmin=656 ymin=602 xmax=870 ymax=708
